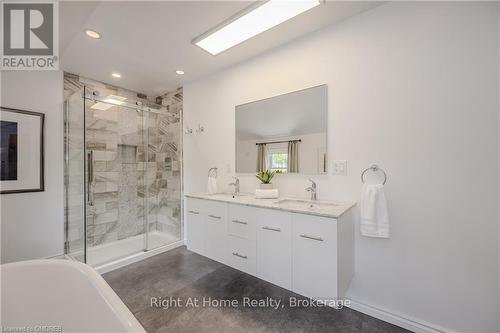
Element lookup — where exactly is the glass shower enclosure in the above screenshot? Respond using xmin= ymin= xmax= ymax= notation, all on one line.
xmin=63 ymin=74 xmax=182 ymax=267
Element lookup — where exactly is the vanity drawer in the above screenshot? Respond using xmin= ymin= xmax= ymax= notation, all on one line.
xmin=228 ymin=204 xmax=256 ymax=240
xmin=204 ymin=200 xmax=227 ymax=221
xmin=204 ymin=201 xmax=227 ymax=264
xmin=227 ymin=235 xmax=256 ymax=275
xmin=292 ymin=213 xmax=338 ymax=300
xmin=256 ymin=208 xmax=292 ymax=289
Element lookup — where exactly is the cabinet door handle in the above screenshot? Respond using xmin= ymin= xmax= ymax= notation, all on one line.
xmin=300 ymin=234 xmax=324 ymax=242
xmin=232 ymin=252 xmax=247 ymax=259
xmin=188 ymin=210 xmax=199 ymax=215
xmin=262 ymin=226 xmax=281 ymax=232
xmin=231 ymin=219 xmax=247 ymax=225
xmin=208 ymin=214 xmax=221 ymax=219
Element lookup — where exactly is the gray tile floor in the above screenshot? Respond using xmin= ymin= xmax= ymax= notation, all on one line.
xmin=104 ymin=247 xmax=411 ymax=333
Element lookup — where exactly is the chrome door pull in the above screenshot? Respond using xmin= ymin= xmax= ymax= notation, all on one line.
xmin=208 ymin=214 xmax=221 ymax=219
xmin=87 ymin=150 xmax=94 ymax=206
xmin=232 ymin=252 xmax=247 ymax=259
xmin=300 ymin=234 xmax=324 ymax=242
xmin=231 ymin=219 xmax=247 ymax=225
xmin=188 ymin=210 xmax=199 ymax=215
xmin=262 ymin=226 xmax=281 ymax=232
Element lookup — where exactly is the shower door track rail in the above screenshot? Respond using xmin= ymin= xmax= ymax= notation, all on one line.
xmin=84 ymin=92 xmax=177 ymax=116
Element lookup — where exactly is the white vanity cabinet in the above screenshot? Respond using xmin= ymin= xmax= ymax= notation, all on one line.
xmin=292 ymin=213 xmax=339 ymax=300
xmin=185 ymin=198 xmax=205 ymax=255
xmin=227 ymin=204 xmax=257 ymax=275
xmin=204 ymin=201 xmax=228 ymax=264
xmin=184 ymin=195 xmax=354 ymax=301
xmin=256 ymin=208 xmax=292 ymax=290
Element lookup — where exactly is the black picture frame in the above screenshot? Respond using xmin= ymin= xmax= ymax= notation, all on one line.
xmin=0 ymin=107 xmax=45 ymax=194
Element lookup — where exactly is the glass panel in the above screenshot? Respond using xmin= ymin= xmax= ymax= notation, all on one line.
xmin=64 ymin=87 xmax=85 ymax=262
xmin=63 ymin=78 xmax=182 ymax=265
xmin=146 ymin=101 xmax=182 ymax=250
xmin=84 ymin=87 xmax=147 ymax=266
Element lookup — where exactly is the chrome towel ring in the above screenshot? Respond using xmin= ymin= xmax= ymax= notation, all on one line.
xmin=361 ymin=164 xmax=387 ymax=185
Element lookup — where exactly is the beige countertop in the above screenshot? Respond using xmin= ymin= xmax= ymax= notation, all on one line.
xmin=185 ymin=193 xmax=356 ymax=219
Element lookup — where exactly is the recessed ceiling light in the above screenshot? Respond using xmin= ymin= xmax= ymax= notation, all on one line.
xmin=193 ymin=0 xmax=321 ymax=56
xmin=84 ymin=29 xmax=101 ymax=39
xmin=176 ymin=70 xmax=185 ymax=75
xmin=111 ymin=73 xmax=121 ymax=78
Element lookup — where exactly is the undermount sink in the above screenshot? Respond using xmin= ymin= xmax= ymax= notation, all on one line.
xmin=207 ymin=193 xmax=249 ymax=199
xmin=275 ymin=199 xmax=338 ymax=209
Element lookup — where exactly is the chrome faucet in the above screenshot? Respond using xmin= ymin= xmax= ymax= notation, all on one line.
xmin=305 ymin=179 xmax=317 ymax=201
xmin=229 ymin=176 xmax=240 ymax=196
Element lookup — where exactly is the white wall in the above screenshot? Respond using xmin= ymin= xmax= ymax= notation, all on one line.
xmin=1 ymin=70 xmax=64 ymax=263
xmin=183 ymin=2 xmax=499 ymax=332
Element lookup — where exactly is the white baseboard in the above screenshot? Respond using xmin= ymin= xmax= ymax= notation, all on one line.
xmin=347 ymin=298 xmax=455 ymax=333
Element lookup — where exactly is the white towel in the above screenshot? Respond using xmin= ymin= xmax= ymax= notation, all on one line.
xmin=360 ymin=184 xmax=390 ymax=238
xmin=255 ymin=189 xmax=279 ymax=199
xmin=207 ymin=176 xmax=217 ymax=194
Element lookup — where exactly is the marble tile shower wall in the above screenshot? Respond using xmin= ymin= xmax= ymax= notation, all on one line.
xmin=85 ymin=92 xmax=182 ymax=247
xmin=64 ymin=73 xmax=86 ymax=254
xmin=156 ymin=88 xmax=183 ymax=238
xmin=64 ymin=72 xmax=183 ymax=250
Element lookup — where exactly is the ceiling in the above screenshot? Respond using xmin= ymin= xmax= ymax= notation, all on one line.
xmin=60 ymin=1 xmax=381 ymax=97
xmin=236 ymin=85 xmax=327 ymax=140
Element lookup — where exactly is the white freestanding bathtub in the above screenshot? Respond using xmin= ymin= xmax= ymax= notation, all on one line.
xmin=0 ymin=259 xmax=145 ymax=333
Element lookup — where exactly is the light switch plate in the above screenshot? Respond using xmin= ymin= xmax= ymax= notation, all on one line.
xmin=332 ymin=160 xmax=347 ymax=176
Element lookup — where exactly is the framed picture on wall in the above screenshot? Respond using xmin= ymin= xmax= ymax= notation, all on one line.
xmin=0 ymin=107 xmax=45 ymax=194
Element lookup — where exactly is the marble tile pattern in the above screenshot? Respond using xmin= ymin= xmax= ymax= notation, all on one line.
xmin=185 ymin=193 xmax=356 ymax=219
xmin=64 ymin=73 xmax=86 ymax=255
xmin=65 ymin=74 xmax=183 ymax=248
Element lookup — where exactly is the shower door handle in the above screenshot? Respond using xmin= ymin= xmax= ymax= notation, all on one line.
xmin=87 ymin=150 xmax=94 ymax=206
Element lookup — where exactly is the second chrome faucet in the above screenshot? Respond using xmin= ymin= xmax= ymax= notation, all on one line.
xmin=305 ymin=179 xmax=317 ymax=201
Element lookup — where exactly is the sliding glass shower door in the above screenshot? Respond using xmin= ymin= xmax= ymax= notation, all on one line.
xmin=144 ymin=108 xmax=183 ymax=250
xmin=84 ymin=89 xmax=148 ymax=266
xmin=64 ymin=74 xmax=182 ymax=267
xmin=64 ymin=87 xmax=86 ymax=262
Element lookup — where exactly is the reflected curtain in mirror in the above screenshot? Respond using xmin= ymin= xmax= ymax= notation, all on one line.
xmin=287 ymin=141 xmax=299 ymax=173
xmin=257 ymin=143 xmax=267 ymax=172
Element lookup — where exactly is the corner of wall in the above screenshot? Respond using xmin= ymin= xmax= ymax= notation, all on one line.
xmin=497 ymin=3 xmax=500 ymax=329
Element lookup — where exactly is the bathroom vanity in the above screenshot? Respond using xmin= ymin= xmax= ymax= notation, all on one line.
xmin=184 ymin=193 xmax=355 ymax=301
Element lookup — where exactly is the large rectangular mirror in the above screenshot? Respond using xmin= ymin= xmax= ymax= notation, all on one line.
xmin=236 ymin=85 xmax=327 ymax=175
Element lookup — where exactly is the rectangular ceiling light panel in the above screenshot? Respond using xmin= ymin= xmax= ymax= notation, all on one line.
xmin=194 ymin=0 xmax=320 ymax=55
xmin=90 ymin=95 xmax=127 ymax=110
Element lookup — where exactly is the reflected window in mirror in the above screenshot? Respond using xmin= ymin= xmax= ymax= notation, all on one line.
xmin=267 ymin=144 xmax=288 ymax=173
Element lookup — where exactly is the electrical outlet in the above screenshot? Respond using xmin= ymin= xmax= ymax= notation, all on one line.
xmin=332 ymin=160 xmax=347 ymax=176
